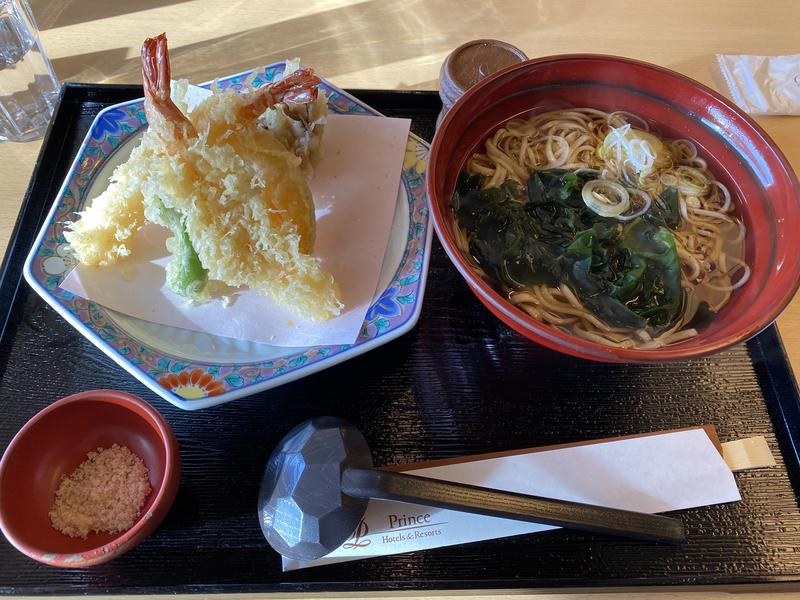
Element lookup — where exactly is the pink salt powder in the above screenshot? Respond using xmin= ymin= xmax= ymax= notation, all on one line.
xmin=49 ymin=444 xmax=152 ymax=539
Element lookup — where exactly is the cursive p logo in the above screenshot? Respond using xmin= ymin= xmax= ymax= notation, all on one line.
xmin=343 ymin=519 xmax=371 ymax=550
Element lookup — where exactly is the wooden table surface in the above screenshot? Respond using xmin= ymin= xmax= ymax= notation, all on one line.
xmin=2 ymin=0 xmax=800 ymax=597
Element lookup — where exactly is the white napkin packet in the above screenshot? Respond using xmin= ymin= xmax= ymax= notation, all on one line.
xmin=716 ymin=54 xmax=800 ymax=115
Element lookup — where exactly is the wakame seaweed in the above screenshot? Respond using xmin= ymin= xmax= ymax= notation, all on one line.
xmin=645 ymin=187 xmax=680 ymax=229
xmin=453 ymin=169 xmax=683 ymax=333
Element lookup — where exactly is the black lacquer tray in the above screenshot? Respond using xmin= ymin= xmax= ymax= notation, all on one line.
xmin=1 ymin=84 xmax=800 ymax=595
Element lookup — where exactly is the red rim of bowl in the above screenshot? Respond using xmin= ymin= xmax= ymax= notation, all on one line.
xmin=0 ymin=390 xmax=180 ymax=567
xmin=428 ymin=53 xmax=800 ymax=363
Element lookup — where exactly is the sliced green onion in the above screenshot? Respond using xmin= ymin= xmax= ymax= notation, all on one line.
xmin=581 ymin=179 xmax=630 ymax=217
xmin=617 ymin=189 xmax=652 ymax=221
xmin=675 ymin=165 xmax=709 ymax=194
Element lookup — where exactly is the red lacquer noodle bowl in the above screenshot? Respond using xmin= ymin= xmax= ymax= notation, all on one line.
xmin=428 ymin=55 xmax=800 ymax=362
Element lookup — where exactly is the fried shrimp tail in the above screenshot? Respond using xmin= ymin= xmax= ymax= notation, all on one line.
xmin=238 ymin=68 xmax=321 ymax=120
xmin=141 ymin=33 xmax=197 ymax=151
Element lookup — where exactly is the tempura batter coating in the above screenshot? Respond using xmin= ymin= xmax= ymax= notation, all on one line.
xmin=66 ymin=34 xmax=341 ymax=322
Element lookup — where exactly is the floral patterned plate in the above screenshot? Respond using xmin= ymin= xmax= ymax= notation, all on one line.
xmin=23 ymin=63 xmax=432 ymax=410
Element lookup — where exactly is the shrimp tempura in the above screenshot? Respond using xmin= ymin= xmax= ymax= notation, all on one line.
xmin=65 ymin=34 xmax=342 ymax=322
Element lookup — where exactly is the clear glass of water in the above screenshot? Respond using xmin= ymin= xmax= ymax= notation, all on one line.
xmin=0 ymin=0 xmax=59 ymax=142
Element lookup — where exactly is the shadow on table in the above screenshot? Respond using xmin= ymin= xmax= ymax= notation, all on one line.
xmin=29 ymin=0 xmax=195 ymax=30
xmin=51 ymin=47 xmax=130 ymax=84
xmin=36 ymin=0 xmax=569 ymax=88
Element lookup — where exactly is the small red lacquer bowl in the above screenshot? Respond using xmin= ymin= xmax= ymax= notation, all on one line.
xmin=0 ymin=390 xmax=180 ymax=567
xmin=428 ymin=54 xmax=800 ymax=362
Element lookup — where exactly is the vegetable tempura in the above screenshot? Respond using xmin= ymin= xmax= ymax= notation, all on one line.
xmin=65 ymin=34 xmax=342 ymax=322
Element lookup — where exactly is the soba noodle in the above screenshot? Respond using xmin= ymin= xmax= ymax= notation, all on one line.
xmin=454 ymin=108 xmax=749 ymax=349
